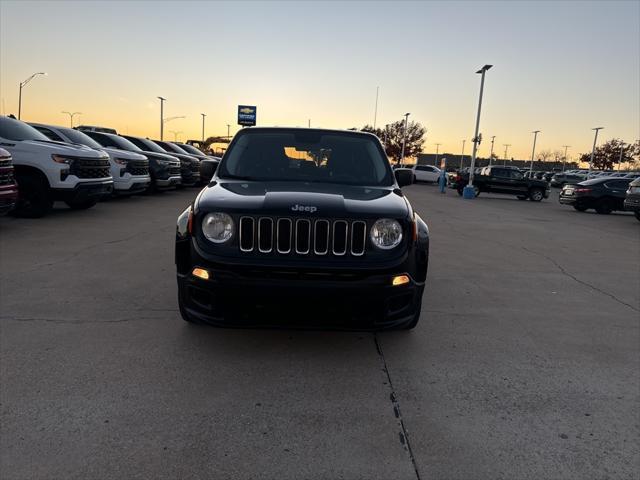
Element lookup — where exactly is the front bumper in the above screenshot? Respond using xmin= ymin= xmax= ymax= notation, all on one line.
xmin=156 ymin=176 xmax=182 ymax=189
xmin=52 ymin=180 xmax=113 ymax=202
xmin=113 ymin=174 xmax=151 ymax=195
xmin=178 ymin=267 xmax=423 ymax=330
xmin=0 ymin=184 xmax=19 ymax=215
xmin=624 ymin=195 xmax=640 ymax=212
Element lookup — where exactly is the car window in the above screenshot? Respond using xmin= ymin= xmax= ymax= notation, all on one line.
xmin=605 ymin=180 xmax=631 ymax=189
xmin=510 ymin=170 xmax=524 ymax=180
xmin=60 ymin=127 xmax=103 ymax=149
xmin=492 ymin=168 xmax=509 ymax=178
xmin=84 ymin=131 xmax=117 ymax=148
xmin=0 ymin=117 xmax=51 ymax=141
xmin=33 ymin=126 xmax=65 ymax=142
xmin=124 ymin=136 xmax=166 ymax=153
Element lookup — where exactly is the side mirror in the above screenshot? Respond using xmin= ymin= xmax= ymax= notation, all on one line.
xmin=395 ymin=168 xmax=414 ymax=187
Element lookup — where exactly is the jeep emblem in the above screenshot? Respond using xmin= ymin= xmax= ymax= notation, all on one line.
xmin=291 ymin=204 xmax=317 ymax=213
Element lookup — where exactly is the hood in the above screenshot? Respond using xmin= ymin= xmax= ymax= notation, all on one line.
xmin=196 ymin=180 xmax=409 ymax=220
xmin=20 ymin=139 xmax=108 ymax=158
xmin=141 ymin=151 xmax=180 ymax=164
xmin=102 ymin=147 xmax=147 ymax=161
xmin=167 ymin=152 xmax=200 ymax=163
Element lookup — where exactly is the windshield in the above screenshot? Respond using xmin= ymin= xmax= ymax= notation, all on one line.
xmin=124 ymin=136 xmax=166 ymax=153
xmin=157 ymin=141 xmax=187 ymax=154
xmin=219 ymin=130 xmax=393 ymax=186
xmin=61 ymin=128 xmax=103 ymax=149
xmin=178 ymin=144 xmax=205 ymax=155
xmin=0 ymin=117 xmax=51 ymax=141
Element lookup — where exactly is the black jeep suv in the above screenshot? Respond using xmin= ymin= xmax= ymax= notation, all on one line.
xmin=175 ymin=128 xmax=429 ymax=330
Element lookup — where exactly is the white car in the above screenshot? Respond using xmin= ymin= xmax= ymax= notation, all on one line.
xmin=0 ymin=116 xmax=113 ymax=217
xmin=30 ymin=123 xmax=150 ymax=195
xmin=411 ymin=164 xmax=441 ymax=183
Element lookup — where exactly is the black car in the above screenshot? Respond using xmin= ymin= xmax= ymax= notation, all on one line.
xmin=457 ymin=165 xmax=550 ymax=201
xmin=175 ymin=127 xmax=429 ymax=330
xmin=81 ymin=131 xmax=182 ymax=191
xmin=152 ymin=140 xmax=202 ymax=186
xmin=559 ymin=177 xmax=633 ymax=214
xmin=172 ymin=142 xmax=220 ymax=185
xmin=122 ymin=136 xmax=199 ymax=187
xmin=624 ymin=177 xmax=640 ymax=221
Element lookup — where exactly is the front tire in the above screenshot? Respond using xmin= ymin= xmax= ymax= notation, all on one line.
xmin=399 ymin=289 xmax=424 ymax=330
xmin=529 ymin=188 xmax=544 ymax=202
xmin=595 ymin=198 xmax=613 ymax=214
xmin=12 ymin=173 xmax=53 ymax=218
xmin=635 ymin=211 xmax=640 ymax=222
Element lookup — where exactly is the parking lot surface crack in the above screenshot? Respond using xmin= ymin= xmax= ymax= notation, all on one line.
xmin=374 ymin=333 xmax=422 ymax=480
xmin=522 ymin=247 xmax=639 ymax=313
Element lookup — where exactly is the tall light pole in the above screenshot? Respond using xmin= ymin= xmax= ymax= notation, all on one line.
xmin=383 ymin=124 xmax=389 ymax=149
xmin=465 ymin=64 xmax=492 ymax=198
xmin=400 ymin=112 xmax=410 ymax=165
xmin=562 ymin=145 xmax=571 ymax=172
xmin=529 ymin=130 xmax=541 ymax=173
xmin=459 ymin=139 xmax=466 ymax=170
xmin=618 ymin=141 xmax=625 ymax=171
xmin=434 ymin=143 xmax=441 ymax=167
xmin=503 ymin=144 xmax=511 ymax=166
xmin=589 ymin=127 xmax=604 ymax=176
xmin=157 ymin=96 xmax=166 ymax=140
xmin=200 ymin=113 xmax=206 ymax=142
xmin=226 ymin=124 xmax=231 ymax=141
xmin=61 ymin=111 xmax=81 ymax=128
xmin=373 ymin=86 xmax=379 ymax=129
xmin=489 ymin=135 xmax=496 ymax=166
xmin=169 ymin=130 xmax=183 ymax=141
xmin=18 ymin=72 xmax=47 ymax=120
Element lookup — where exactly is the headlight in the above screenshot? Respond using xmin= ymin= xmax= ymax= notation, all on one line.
xmin=114 ymin=157 xmax=128 ymax=166
xmin=52 ymin=154 xmax=74 ymax=164
xmin=202 ymin=212 xmax=234 ymax=244
xmin=370 ymin=218 xmax=403 ymax=250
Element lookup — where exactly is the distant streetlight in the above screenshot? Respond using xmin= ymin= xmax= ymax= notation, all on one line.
xmin=157 ymin=96 xmax=166 ymax=140
xmin=618 ymin=141 xmax=625 ymax=171
xmin=400 ymin=113 xmax=410 ymax=165
xmin=465 ymin=64 xmax=492 ymax=198
xmin=61 ymin=111 xmax=82 ymax=128
xmin=562 ymin=145 xmax=571 ymax=172
xmin=459 ymin=139 xmax=466 ymax=170
xmin=503 ymin=144 xmax=511 ymax=166
xmin=373 ymin=86 xmax=379 ymax=129
xmin=18 ymin=72 xmax=47 ymax=120
xmin=200 ymin=113 xmax=206 ymax=142
xmin=489 ymin=136 xmax=496 ymax=166
xmin=529 ymin=130 xmax=541 ymax=173
xmin=434 ymin=143 xmax=441 ymax=167
xmin=589 ymin=127 xmax=604 ymax=176
xmin=226 ymin=124 xmax=231 ymax=141
xmin=169 ymin=130 xmax=183 ymax=141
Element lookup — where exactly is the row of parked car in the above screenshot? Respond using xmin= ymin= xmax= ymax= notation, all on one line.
xmin=550 ymin=169 xmax=639 ymax=188
xmin=0 ymin=116 xmax=220 ymax=218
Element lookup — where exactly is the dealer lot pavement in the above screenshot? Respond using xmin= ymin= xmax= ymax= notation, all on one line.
xmin=1 ymin=187 xmax=638 ymax=479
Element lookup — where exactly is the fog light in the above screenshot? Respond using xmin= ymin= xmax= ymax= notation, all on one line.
xmin=392 ymin=274 xmax=410 ymax=286
xmin=192 ymin=268 xmax=210 ymax=280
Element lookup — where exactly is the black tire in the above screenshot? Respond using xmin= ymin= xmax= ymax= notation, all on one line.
xmin=399 ymin=289 xmax=424 ymax=330
xmin=517 ymin=195 xmax=528 ymax=201
xmin=178 ymin=286 xmax=203 ymax=324
xmin=529 ymin=188 xmax=544 ymax=202
xmin=65 ymin=198 xmax=98 ymax=210
xmin=573 ymin=205 xmax=588 ymax=212
xmin=595 ymin=198 xmax=613 ymax=215
xmin=12 ymin=173 xmax=53 ymax=218
xmin=457 ymin=187 xmax=463 ymax=196
xmin=635 ymin=211 xmax=640 ymax=222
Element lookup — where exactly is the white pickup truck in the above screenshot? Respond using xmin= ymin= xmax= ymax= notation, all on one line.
xmin=0 ymin=116 xmax=113 ymax=217
xmin=30 ymin=123 xmax=150 ymax=196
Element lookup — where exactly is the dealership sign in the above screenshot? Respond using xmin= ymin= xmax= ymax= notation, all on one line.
xmin=237 ymin=105 xmax=257 ymax=126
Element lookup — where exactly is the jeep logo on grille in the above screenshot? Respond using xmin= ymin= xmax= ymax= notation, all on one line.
xmin=291 ymin=204 xmax=317 ymax=213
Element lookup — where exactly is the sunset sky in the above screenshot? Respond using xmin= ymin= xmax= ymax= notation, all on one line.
xmin=1 ymin=0 xmax=638 ymax=161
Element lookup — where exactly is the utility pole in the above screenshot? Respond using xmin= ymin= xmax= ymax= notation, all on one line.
xmin=18 ymin=72 xmax=47 ymax=120
xmin=226 ymin=124 xmax=231 ymax=141
xmin=459 ymin=139 xmax=466 ymax=170
xmin=503 ymin=144 xmax=511 ymax=166
xmin=589 ymin=127 xmax=604 ymax=176
xmin=618 ymin=141 xmax=625 ymax=171
xmin=201 ymin=113 xmax=206 ymax=142
xmin=400 ymin=113 xmax=410 ymax=165
xmin=562 ymin=145 xmax=570 ymax=172
xmin=529 ymin=130 xmax=540 ymax=173
xmin=434 ymin=143 xmax=441 ymax=167
xmin=489 ymin=136 xmax=496 ymax=166
xmin=61 ymin=111 xmax=82 ymax=128
xmin=373 ymin=86 xmax=379 ymax=129
xmin=157 ymin=96 xmax=166 ymax=140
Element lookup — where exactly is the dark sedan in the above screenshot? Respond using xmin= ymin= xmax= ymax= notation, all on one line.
xmin=559 ymin=177 xmax=633 ymax=214
xmin=624 ymin=177 xmax=640 ymax=221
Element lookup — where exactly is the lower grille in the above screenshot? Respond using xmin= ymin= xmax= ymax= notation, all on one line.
xmin=0 ymin=170 xmax=15 ymax=186
xmin=127 ymin=160 xmax=149 ymax=176
xmin=239 ymin=217 xmax=367 ymax=256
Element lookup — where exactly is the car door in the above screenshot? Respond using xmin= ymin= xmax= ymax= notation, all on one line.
xmin=424 ymin=166 xmax=440 ymax=182
xmin=605 ymin=179 xmax=632 ymax=208
xmin=486 ymin=168 xmax=512 ymax=193
xmin=414 ymin=166 xmax=428 ymax=182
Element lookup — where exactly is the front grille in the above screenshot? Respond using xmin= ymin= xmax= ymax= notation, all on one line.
xmin=190 ymin=162 xmax=200 ymax=172
xmin=71 ymin=157 xmax=111 ymax=179
xmin=126 ymin=160 xmax=149 ymax=176
xmin=169 ymin=166 xmax=181 ymax=176
xmin=0 ymin=169 xmax=15 ymax=186
xmin=0 ymin=158 xmax=11 ymax=168
xmin=239 ymin=217 xmax=367 ymax=256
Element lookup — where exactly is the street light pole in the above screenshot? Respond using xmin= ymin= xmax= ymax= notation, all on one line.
xmin=529 ymin=130 xmax=541 ymax=173
xmin=562 ymin=145 xmax=571 ymax=172
xmin=465 ymin=64 xmax=492 ymax=198
xmin=201 ymin=113 xmax=206 ymax=142
xmin=459 ymin=139 xmax=466 ymax=170
xmin=489 ymin=135 xmax=496 ymax=166
xmin=503 ymin=144 xmax=511 ymax=166
xmin=618 ymin=141 xmax=625 ymax=171
xmin=434 ymin=143 xmax=441 ymax=167
xmin=18 ymin=72 xmax=47 ymax=120
xmin=61 ymin=111 xmax=82 ymax=128
xmin=169 ymin=130 xmax=183 ymax=142
xmin=588 ymin=127 xmax=604 ymax=176
xmin=400 ymin=113 xmax=410 ymax=165
xmin=373 ymin=86 xmax=379 ymax=129
xmin=157 ymin=96 xmax=166 ymax=140
xmin=226 ymin=124 xmax=231 ymax=142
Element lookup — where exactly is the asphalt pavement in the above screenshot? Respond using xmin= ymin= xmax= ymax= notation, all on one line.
xmin=1 ymin=185 xmax=638 ymax=480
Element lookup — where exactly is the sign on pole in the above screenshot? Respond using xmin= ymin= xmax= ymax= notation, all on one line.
xmin=237 ymin=105 xmax=257 ymax=126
